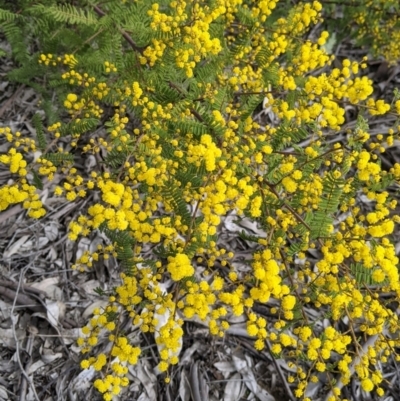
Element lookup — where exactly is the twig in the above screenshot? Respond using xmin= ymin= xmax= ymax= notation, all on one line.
xmin=11 ymin=270 xmax=41 ymax=401
xmin=0 ymin=85 xmax=25 ymax=118
xmin=266 ymin=183 xmax=313 ymax=233
xmin=0 ymin=279 xmax=47 ymax=298
xmin=0 ymin=205 xmax=23 ymax=226
xmin=0 ymin=285 xmax=44 ymax=313
xmin=92 ymin=5 xmax=145 ymax=53
xmin=19 ymin=325 xmax=38 ymax=401
xmin=265 ymin=340 xmax=296 ymax=401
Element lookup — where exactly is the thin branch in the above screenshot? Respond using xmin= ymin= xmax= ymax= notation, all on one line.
xmin=265 ymin=339 xmax=297 ymax=401
xmin=11 ymin=270 xmax=41 ymax=401
xmin=92 ymin=5 xmax=145 ymax=53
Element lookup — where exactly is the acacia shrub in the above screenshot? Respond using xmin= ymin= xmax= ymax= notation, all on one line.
xmin=1 ymin=1 xmax=400 ymax=400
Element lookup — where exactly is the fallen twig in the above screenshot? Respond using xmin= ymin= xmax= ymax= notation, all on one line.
xmin=0 ymin=285 xmax=44 ymax=313
xmin=11 ymin=271 xmax=41 ymax=401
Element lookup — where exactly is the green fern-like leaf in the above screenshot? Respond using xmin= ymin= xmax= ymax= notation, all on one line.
xmin=236 ymin=6 xmax=257 ymax=26
xmin=238 ymin=230 xmax=263 ymax=243
xmin=261 ymin=62 xmax=280 ymax=86
xmin=350 ymin=263 xmax=387 ymax=286
xmin=309 ymin=210 xmax=333 ymax=239
xmin=104 ymin=147 xmax=130 ymax=169
xmin=153 ymin=243 xmax=172 ymax=259
xmin=30 ymin=4 xmax=98 ymax=26
xmin=32 ymin=113 xmax=47 ymax=151
xmin=239 ymin=94 xmax=264 ymax=121
xmin=256 ymin=45 xmax=273 ymax=69
xmin=183 ymin=241 xmax=201 ymax=259
xmin=42 ymin=152 xmax=74 ymax=166
xmin=175 ymin=163 xmax=206 ymax=188
xmin=7 ymin=63 xmax=43 ymax=86
xmin=40 ymin=98 xmax=60 ymax=125
xmin=59 ymin=118 xmax=100 ymax=137
xmin=99 ymin=223 xmax=136 ymax=272
xmin=369 ymin=172 xmax=394 ymax=192
xmin=1 ymin=20 xmax=29 ymax=64
xmin=180 ymin=275 xmax=199 ymax=290
xmin=174 ymin=118 xmax=209 ymax=138
xmin=270 ymin=122 xmax=311 ymax=151
xmin=32 ymin=170 xmax=44 ymax=190
xmin=194 ymin=57 xmax=224 ymax=84
xmin=162 ymin=184 xmax=192 ymax=227
xmin=152 ymin=82 xmax=184 ymax=104
xmin=319 ymin=173 xmax=344 ymax=214
xmin=100 ymin=223 xmax=135 ymax=247
xmin=310 ymin=173 xmax=343 ymax=239
xmin=0 ymin=8 xmax=21 ymax=22
xmin=287 ymin=240 xmax=308 ymax=257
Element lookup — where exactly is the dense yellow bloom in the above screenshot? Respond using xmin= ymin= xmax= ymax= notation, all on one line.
xmin=361 ymin=378 xmax=374 ymax=392
xmin=0 ymin=148 xmax=28 ymax=175
xmin=167 ymin=253 xmax=194 ymax=281
xmin=282 ymin=295 xmax=296 ymax=310
xmin=282 ymin=177 xmax=297 ymax=193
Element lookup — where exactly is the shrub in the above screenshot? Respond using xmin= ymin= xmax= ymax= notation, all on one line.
xmin=321 ymin=0 xmax=400 ymax=64
xmin=1 ymin=1 xmax=400 ymax=400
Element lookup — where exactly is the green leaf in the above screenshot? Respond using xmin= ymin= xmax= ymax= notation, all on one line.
xmin=93 ymin=287 xmax=106 ymax=296
xmin=32 ymin=113 xmax=47 ymax=151
xmin=32 ymin=170 xmax=43 ymax=190
xmin=42 ymin=152 xmax=74 ymax=166
xmin=30 ymin=4 xmax=98 ymax=26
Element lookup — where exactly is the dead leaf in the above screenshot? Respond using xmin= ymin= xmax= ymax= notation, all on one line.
xmin=82 ymin=300 xmax=109 ymax=319
xmin=226 ymin=322 xmax=248 ymax=334
xmin=71 ymin=366 xmax=96 ymax=392
xmin=51 ymin=202 xmax=79 ymax=221
xmin=41 ymin=348 xmax=63 ymax=364
xmin=0 ymin=327 xmax=24 ymax=348
xmin=3 ymin=235 xmax=30 ymax=258
xmin=232 ymin=352 xmax=275 ymax=401
xmin=223 ymin=215 xmax=242 ymax=233
xmin=37 ymin=236 xmax=49 ymax=249
xmin=26 ymin=360 xmax=45 ymax=375
xmin=45 ymin=299 xmax=66 ymax=327
xmin=42 ymin=352 xmax=63 ymax=364
xmin=48 ymin=285 xmax=63 ymax=301
xmin=224 ymin=372 xmax=242 ymax=401
xmin=31 ymin=277 xmax=63 ymax=300
xmin=84 ymin=155 xmax=97 ymax=172
xmin=76 ymin=237 xmax=91 ymax=261
xmin=214 ymin=361 xmax=236 ymax=373
xmin=135 ymin=360 xmax=157 ymax=400
xmin=46 ymin=247 xmax=58 ymax=261
xmin=179 ymin=342 xmax=205 ymax=365
xmin=44 ymin=222 xmax=59 ymax=241
xmin=237 ymin=218 xmax=267 ymax=237
xmin=0 ymin=385 xmax=8 ymax=400
xmin=190 ymin=362 xmax=209 ymax=401
xmin=60 ymin=328 xmax=81 ymax=346
xmin=136 ymin=393 xmax=150 ymax=401
xmin=79 ymin=279 xmax=102 ymax=296
xmin=179 ymin=369 xmax=191 ymax=401
xmin=89 ymin=235 xmax=103 ymax=254
xmin=0 ymin=299 xmax=11 ymax=320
